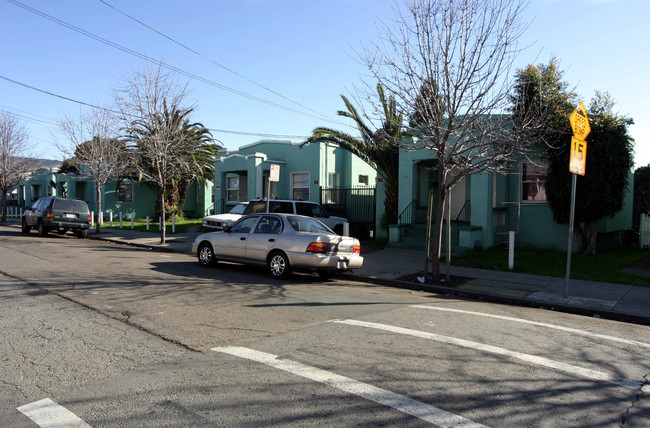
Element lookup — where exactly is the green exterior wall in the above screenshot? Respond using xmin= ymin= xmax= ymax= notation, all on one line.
xmin=20 ymin=169 xmax=212 ymax=219
xmin=213 ymin=140 xmax=376 ymax=214
xmin=396 ymin=146 xmax=634 ymax=251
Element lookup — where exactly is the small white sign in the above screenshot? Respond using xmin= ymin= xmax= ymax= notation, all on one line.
xmin=270 ymin=164 xmax=280 ymax=182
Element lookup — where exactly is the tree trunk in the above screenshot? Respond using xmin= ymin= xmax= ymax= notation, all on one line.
xmin=573 ymin=220 xmax=598 ymax=255
xmin=176 ymin=178 xmax=192 ymax=218
xmin=159 ymin=183 xmax=167 ymax=244
xmin=95 ymin=182 xmax=102 ymax=234
xmin=582 ymin=221 xmax=598 ymax=255
xmin=384 ymin=177 xmax=399 ymax=225
xmin=429 ymin=185 xmax=447 ymax=283
xmin=1 ymin=190 xmax=7 ymax=222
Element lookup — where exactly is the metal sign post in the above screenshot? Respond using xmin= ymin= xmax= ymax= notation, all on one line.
xmin=267 ymin=164 xmax=280 ymax=213
xmin=565 ymin=102 xmax=590 ymax=297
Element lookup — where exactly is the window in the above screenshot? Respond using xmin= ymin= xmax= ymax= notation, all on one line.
xmin=292 ymin=172 xmax=309 ymax=201
xmin=254 ymin=215 xmax=282 ymax=234
xmin=227 ymin=176 xmax=240 ymax=202
xmin=521 ymin=162 xmax=547 ymax=203
xmin=118 ymin=183 xmax=133 ymax=203
xmin=327 ymin=172 xmax=340 ymax=203
xmin=296 ymin=202 xmax=328 ymax=218
xmin=359 ymin=174 xmax=369 ymax=185
xmin=230 ymin=216 xmax=258 ymax=234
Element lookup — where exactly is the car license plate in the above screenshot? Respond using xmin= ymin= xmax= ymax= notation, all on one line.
xmin=65 ymin=213 xmax=76 ymax=218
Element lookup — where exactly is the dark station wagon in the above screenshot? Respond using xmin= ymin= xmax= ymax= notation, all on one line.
xmin=21 ymin=197 xmax=92 ymax=238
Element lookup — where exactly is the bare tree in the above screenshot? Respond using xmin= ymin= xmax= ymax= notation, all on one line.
xmin=0 ymin=111 xmax=37 ymax=222
xmin=59 ymin=104 xmax=132 ymax=233
xmin=114 ymin=62 xmax=192 ymax=244
xmin=363 ymin=0 xmax=534 ymax=282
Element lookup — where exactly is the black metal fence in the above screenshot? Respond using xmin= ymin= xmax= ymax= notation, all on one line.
xmin=320 ymin=186 xmax=376 ymax=239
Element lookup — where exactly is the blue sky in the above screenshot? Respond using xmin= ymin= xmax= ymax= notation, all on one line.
xmin=1 ymin=0 xmax=648 ymax=167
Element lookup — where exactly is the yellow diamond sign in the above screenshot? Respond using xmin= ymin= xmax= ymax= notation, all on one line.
xmin=570 ymin=101 xmax=591 ymax=141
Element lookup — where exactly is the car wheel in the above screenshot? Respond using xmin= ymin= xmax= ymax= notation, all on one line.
xmin=268 ymin=251 xmax=291 ymax=279
xmin=76 ymin=229 xmax=88 ymax=238
xmin=21 ymin=219 xmax=31 ymax=234
xmin=37 ymin=220 xmax=48 ymax=237
xmin=198 ymin=242 xmax=217 ymax=267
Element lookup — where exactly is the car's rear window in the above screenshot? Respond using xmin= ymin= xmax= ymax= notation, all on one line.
xmin=54 ymin=199 xmax=88 ymax=212
xmin=245 ymin=201 xmax=293 ymax=214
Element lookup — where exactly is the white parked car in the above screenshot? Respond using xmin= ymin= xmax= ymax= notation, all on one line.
xmin=202 ymin=199 xmax=348 ymax=234
xmin=202 ymin=202 xmax=248 ymax=232
xmin=192 ymin=213 xmax=363 ymax=279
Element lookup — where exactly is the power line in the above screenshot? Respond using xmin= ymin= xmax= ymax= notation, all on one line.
xmin=0 ymin=76 xmax=310 ymax=141
xmin=97 ymin=0 xmax=342 ymax=127
xmin=0 ymin=105 xmax=59 ymax=126
xmin=0 ymin=75 xmax=120 ymax=114
xmin=6 ymin=0 xmax=341 ymax=125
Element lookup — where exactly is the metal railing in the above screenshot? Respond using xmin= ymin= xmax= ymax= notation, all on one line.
xmin=397 ymin=199 xmax=417 ymax=239
xmin=455 ymin=199 xmax=471 ymax=223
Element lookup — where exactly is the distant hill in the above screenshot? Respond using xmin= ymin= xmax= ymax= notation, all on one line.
xmin=28 ymin=158 xmax=61 ymax=170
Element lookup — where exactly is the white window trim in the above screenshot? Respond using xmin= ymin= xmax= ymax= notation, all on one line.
xmin=358 ymin=174 xmax=369 ymax=186
xmin=226 ymin=175 xmax=240 ymax=203
xmin=520 ymin=162 xmax=548 ymax=205
xmin=291 ymin=171 xmax=310 ymax=201
xmin=118 ymin=182 xmax=134 ymax=203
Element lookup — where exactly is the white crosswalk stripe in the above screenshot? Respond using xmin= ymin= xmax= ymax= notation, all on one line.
xmin=330 ymin=319 xmax=649 ymax=393
xmin=410 ymin=305 xmax=650 ymax=349
xmin=17 ymin=398 xmax=91 ymax=428
xmin=212 ymin=345 xmax=490 ymax=428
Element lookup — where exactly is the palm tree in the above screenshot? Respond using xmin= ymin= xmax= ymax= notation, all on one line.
xmin=308 ymin=83 xmax=406 ymax=226
xmin=172 ymin=120 xmax=221 ymax=215
xmin=128 ymin=102 xmax=220 ymax=242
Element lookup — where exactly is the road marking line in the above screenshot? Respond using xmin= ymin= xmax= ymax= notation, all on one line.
xmin=331 ymin=319 xmax=649 ymax=393
xmin=410 ymin=305 xmax=650 ymax=349
xmin=17 ymin=398 xmax=91 ymax=428
xmin=212 ymin=345 xmax=489 ymax=428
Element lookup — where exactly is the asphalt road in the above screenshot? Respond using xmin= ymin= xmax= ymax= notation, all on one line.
xmin=1 ymin=224 xmax=649 ymax=427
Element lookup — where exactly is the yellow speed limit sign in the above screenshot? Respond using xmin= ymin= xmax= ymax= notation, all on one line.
xmin=569 ymin=136 xmax=587 ymax=176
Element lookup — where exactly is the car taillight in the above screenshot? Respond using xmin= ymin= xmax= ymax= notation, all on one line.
xmin=353 ymin=245 xmax=361 ymax=254
xmin=87 ymin=214 xmax=91 ymax=223
xmin=306 ymin=242 xmax=328 ymax=253
xmin=45 ymin=210 xmax=54 ymax=219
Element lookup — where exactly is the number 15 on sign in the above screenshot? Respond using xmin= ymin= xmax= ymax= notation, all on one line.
xmin=569 ymin=136 xmax=587 ymax=176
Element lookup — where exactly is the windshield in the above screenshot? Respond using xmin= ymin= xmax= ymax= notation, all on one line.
xmin=287 ymin=216 xmax=334 ymax=234
xmin=228 ymin=203 xmax=247 ymax=214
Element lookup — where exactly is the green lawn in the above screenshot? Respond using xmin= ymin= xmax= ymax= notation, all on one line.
xmin=451 ymin=247 xmax=650 ymax=286
xmin=101 ymin=217 xmax=202 ymax=234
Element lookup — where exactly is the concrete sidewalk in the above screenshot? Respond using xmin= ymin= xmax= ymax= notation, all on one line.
xmin=3 ymin=218 xmax=649 ymax=325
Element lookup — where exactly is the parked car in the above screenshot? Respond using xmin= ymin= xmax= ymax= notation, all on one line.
xmin=21 ymin=197 xmax=91 ymax=238
xmin=192 ymin=213 xmax=363 ymax=279
xmin=202 ymin=202 xmax=248 ymax=232
xmin=202 ymin=199 xmax=348 ymax=234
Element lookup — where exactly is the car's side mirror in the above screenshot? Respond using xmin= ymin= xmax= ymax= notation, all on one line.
xmin=223 ymin=225 xmax=231 ymax=233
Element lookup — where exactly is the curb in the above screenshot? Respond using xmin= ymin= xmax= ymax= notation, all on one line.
xmin=340 ymin=273 xmax=650 ymax=327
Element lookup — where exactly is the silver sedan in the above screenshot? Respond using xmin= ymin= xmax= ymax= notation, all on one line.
xmin=191 ymin=213 xmax=364 ymax=279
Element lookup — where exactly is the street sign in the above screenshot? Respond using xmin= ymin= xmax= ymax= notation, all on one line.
xmin=569 ymin=136 xmax=587 ymax=176
xmin=568 ymin=101 xmax=590 ymax=176
xmin=269 ymin=164 xmax=280 ymax=182
xmin=566 ymin=101 xmax=591 ymax=297
xmin=569 ymin=101 xmax=591 ymax=141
